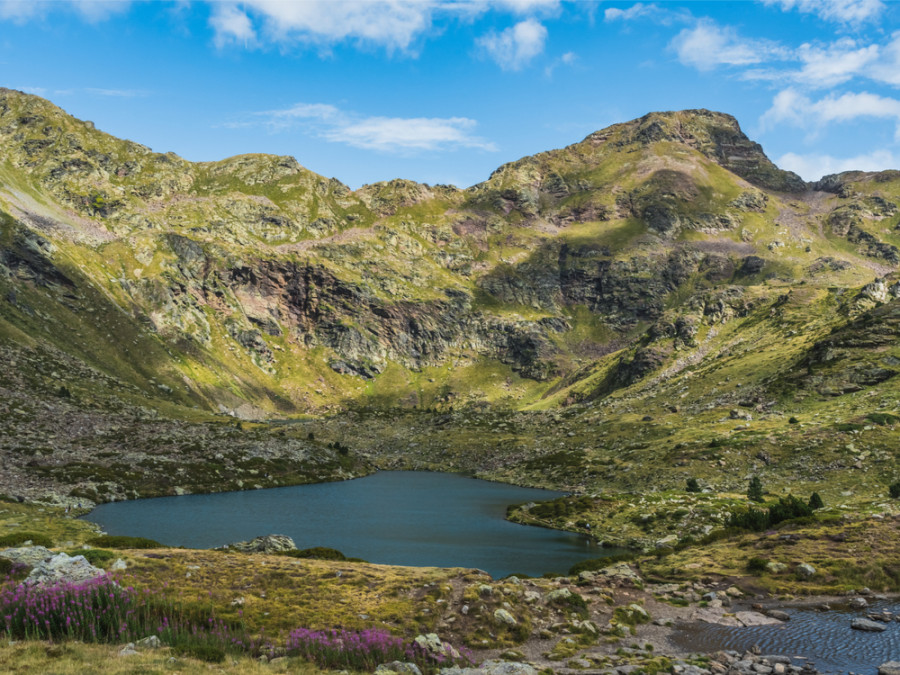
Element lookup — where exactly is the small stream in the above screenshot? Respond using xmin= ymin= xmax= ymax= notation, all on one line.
xmin=671 ymin=600 xmax=900 ymax=674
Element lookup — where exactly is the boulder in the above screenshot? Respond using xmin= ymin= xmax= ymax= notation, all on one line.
xmin=879 ymin=662 xmax=900 ymax=675
xmin=0 ymin=545 xmax=55 ymax=567
xmin=26 ymin=552 xmax=104 ymax=586
xmin=222 ymin=534 xmax=296 ymax=553
xmin=494 ymin=608 xmax=518 ymax=627
xmin=765 ymin=610 xmax=790 ymax=621
xmin=852 ymin=618 xmax=887 ymax=632
xmin=795 ymin=563 xmax=816 ymax=578
xmin=849 ymin=597 xmax=868 ymax=609
xmin=377 ymin=662 xmax=423 ymax=675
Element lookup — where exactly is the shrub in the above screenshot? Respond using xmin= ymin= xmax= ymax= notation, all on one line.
xmin=788 ymin=416 xmax=799 ymax=424
xmin=685 ymin=477 xmax=701 ymax=493
xmin=746 ymin=557 xmax=768 ymax=574
xmin=65 ymin=549 xmax=117 ymax=567
xmin=808 ymin=492 xmax=824 ymax=510
xmin=277 ymin=547 xmax=347 ymax=561
xmin=0 ymin=532 xmax=53 ymax=548
xmin=868 ymin=413 xmax=900 ymax=426
xmin=891 ymin=482 xmax=900 ymax=499
xmin=747 ymin=477 xmax=765 ymax=503
xmin=86 ymin=535 xmax=163 ymax=549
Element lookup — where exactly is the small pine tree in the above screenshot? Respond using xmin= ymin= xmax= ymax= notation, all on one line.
xmin=747 ymin=476 xmax=765 ymax=503
xmin=685 ymin=477 xmax=701 ymax=493
xmin=808 ymin=492 xmax=824 ymax=510
xmin=890 ymin=482 xmax=900 ymax=499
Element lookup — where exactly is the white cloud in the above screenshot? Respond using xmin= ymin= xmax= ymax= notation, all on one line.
xmin=209 ymin=5 xmax=256 ymax=48
xmin=326 ymin=116 xmax=495 ymax=151
xmin=239 ymin=102 xmax=497 ymax=154
xmin=762 ymin=88 xmax=900 ymax=137
xmin=671 ymin=19 xmax=787 ymax=71
xmin=794 ymin=38 xmax=879 ymax=87
xmin=0 ymin=0 xmax=130 ymax=22
xmin=761 ymin=0 xmax=885 ymax=25
xmin=869 ymin=32 xmax=900 ymax=87
xmin=777 ymin=149 xmax=900 ymax=181
xmin=209 ymin=1 xmax=434 ymax=52
xmin=477 ymin=18 xmax=547 ymax=70
xmin=604 ymin=3 xmax=658 ymax=22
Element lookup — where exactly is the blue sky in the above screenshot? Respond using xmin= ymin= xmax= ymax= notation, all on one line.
xmin=3 ymin=0 xmax=900 ymax=188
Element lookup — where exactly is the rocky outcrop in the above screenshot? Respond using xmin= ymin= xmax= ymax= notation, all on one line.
xmin=221 ymin=534 xmax=297 ymax=553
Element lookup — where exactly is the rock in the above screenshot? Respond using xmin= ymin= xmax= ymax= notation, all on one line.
xmin=118 ymin=643 xmax=138 ymax=657
xmin=725 ymin=586 xmax=744 ymax=597
xmin=523 ymin=591 xmax=541 ymax=603
xmin=377 ymin=662 xmax=423 ymax=675
xmin=546 ymin=588 xmax=573 ymax=603
xmin=849 ymin=597 xmax=868 ymax=609
xmin=478 ymin=584 xmax=493 ymax=596
xmin=735 ymin=611 xmax=783 ymax=626
xmin=795 ymin=563 xmax=816 ymax=578
xmin=628 ymin=603 xmax=650 ymax=621
xmin=111 ymin=558 xmax=127 ymax=571
xmin=852 ymin=618 xmax=887 ymax=632
xmin=765 ymin=610 xmax=790 ymax=621
xmin=879 ymin=662 xmax=900 ymax=675
xmin=26 ymin=552 xmax=104 ymax=585
xmin=0 ymin=545 xmax=55 ymax=568
xmin=136 ymin=635 xmax=161 ymax=649
xmin=596 ymin=562 xmax=642 ymax=584
xmin=221 ymin=534 xmax=296 ymax=553
xmin=442 ymin=660 xmax=538 ymax=675
xmin=656 ymin=534 xmax=679 ymax=548
xmin=765 ymin=562 xmax=787 ymax=574
xmin=494 ymin=608 xmax=518 ymax=626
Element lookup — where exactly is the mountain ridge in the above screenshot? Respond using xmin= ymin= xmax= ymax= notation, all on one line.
xmin=1 ymin=87 xmax=899 ymax=509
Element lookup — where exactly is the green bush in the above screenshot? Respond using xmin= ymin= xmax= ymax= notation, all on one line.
xmin=746 ymin=557 xmax=768 ymax=574
xmin=685 ymin=477 xmax=701 ymax=493
xmin=86 ymin=535 xmax=163 ymax=549
xmin=788 ymin=416 xmax=799 ymax=424
xmin=868 ymin=413 xmax=900 ymax=426
xmin=174 ymin=642 xmax=226 ymax=663
xmin=66 ymin=548 xmax=117 ymax=567
xmin=0 ymin=532 xmax=53 ymax=548
xmin=747 ymin=477 xmax=765 ymax=503
xmin=277 ymin=547 xmax=348 ymax=561
xmin=808 ymin=492 xmax=824 ymax=510
xmin=890 ymin=482 xmax=900 ymax=499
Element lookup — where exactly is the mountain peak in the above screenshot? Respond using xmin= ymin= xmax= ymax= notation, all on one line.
xmin=588 ymin=109 xmax=807 ymax=193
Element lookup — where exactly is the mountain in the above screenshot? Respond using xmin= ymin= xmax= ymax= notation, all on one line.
xmin=1 ymin=88 xmax=899 ymax=507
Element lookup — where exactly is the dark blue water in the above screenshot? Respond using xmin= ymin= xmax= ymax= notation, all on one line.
xmin=672 ymin=599 xmax=900 ymax=675
xmin=84 ymin=471 xmax=612 ymax=578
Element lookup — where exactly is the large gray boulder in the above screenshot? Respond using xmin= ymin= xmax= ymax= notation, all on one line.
xmin=0 ymin=546 xmax=104 ymax=585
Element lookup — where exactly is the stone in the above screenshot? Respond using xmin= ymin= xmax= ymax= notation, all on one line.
xmin=851 ymin=618 xmax=887 ymax=632
xmin=795 ymin=563 xmax=816 ymax=578
xmin=478 ymin=584 xmax=493 ymax=596
xmin=221 ymin=534 xmax=296 ymax=553
xmin=735 ymin=611 xmax=783 ymax=626
xmin=879 ymin=662 xmax=900 ymax=675
xmin=494 ymin=608 xmax=517 ymax=627
xmin=765 ymin=562 xmax=787 ymax=574
xmin=118 ymin=643 xmax=138 ymax=657
xmin=596 ymin=562 xmax=642 ymax=584
xmin=765 ymin=610 xmax=790 ymax=621
xmin=725 ymin=586 xmax=744 ymax=597
xmin=377 ymin=662 xmax=423 ymax=675
xmin=0 ymin=545 xmax=55 ymax=568
xmin=546 ymin=588 xmax=573 ymax=603
xmin=414 ymin=634 xmax=444 ymax=654
xmin=849 ymin=597 xmax=868 ymax=609
xmin=26 ymin=552 xmax=104 ymax=586
xmin=136 ymin=635 xmax=161 ymax=649
xmin=111 ymin=558 xmax=127 ymax=571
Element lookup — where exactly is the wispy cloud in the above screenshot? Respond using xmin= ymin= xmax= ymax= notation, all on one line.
xmin=760 ymin=0 xmax=885 ymax=25
xmin=85 ymin=87 xmax=150 ymax=98
xmin=671 ymin=19 xmax=788 ymax=71
xmin=477 ymin=18 xmax=547 ymax=70
xmin=0 ymin=0 xmax=131 ymax=23
xmin=232 ymin=102 xmax=497 ymax=154
xmin=777 ymin=149 xmax=899 ymax=181
xmin=762 ymin=88 xmax=900 ymax=138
